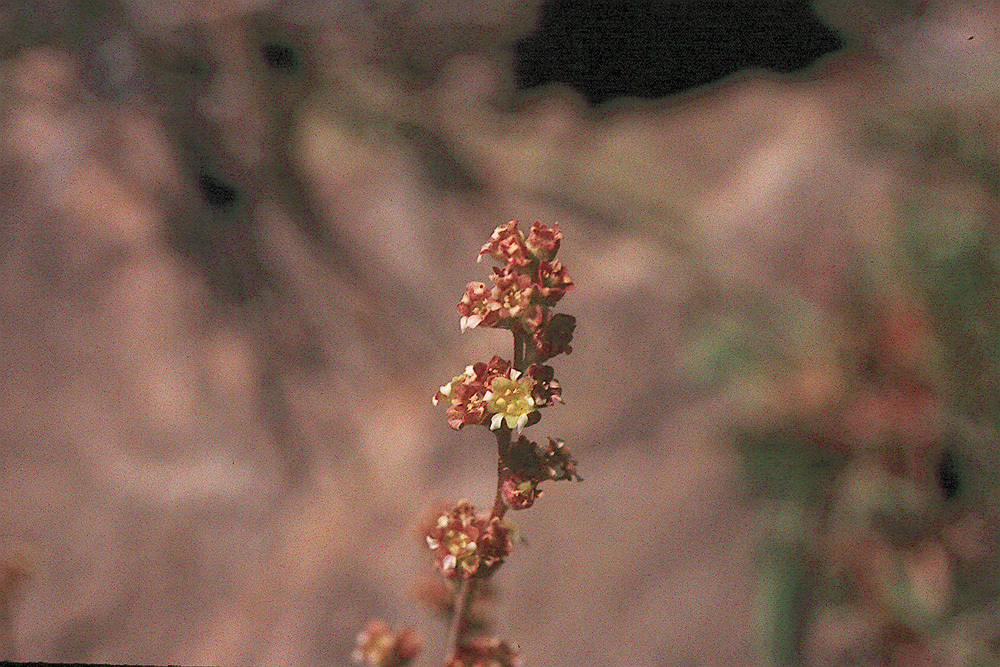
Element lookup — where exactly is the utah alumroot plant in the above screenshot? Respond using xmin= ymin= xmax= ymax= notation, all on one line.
xmin=352 ymin=220 xmax=581 ymax=667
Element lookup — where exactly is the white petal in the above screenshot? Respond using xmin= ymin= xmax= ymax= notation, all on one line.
xmin=491 ymin=413 xmax=503 ymax=430
xmin=461 ymin=314 xmax=483 ymax=333
xmin=515 ymin=413 xmax=529 ymax=432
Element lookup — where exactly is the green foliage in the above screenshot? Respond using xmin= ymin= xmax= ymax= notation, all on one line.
xmin=898 ymin=195 xmax=1000 ymax=423
xmin=759 ymin=525 xmax=813 ymax=666
xmin=734 ymin=96 xmax=1000 ymax=662
xmin=736 ymin=427 xmax=845 ymax=507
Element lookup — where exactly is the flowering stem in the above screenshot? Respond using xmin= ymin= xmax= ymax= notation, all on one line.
xmin=423 ymin=221 xmax=578 ymax=667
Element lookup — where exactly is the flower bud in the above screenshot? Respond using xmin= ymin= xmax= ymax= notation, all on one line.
xmin=525 ymin=221 xmax=562 ymax=261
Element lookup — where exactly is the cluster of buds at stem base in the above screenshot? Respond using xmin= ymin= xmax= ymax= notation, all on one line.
xmin=352 ymin=619 xmax=423 ymax=667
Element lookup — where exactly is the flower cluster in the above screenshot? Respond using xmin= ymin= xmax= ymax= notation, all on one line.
xmin=352 ymin=619 xmax=423 ymax=667
xmin=434 ymin=355 xmax=543 ymax=433
xmin=433 ymin=359 xmax=568 ymax=433
xmin=501 ymin=437 xmax=582 ymax=510
xmin=446 ymin=637 xmax=522 ymax=667
xmin=425 ymin=501 xmax=514 ymax=579
xmin=458 ymin=220 xmax=575 ymax=363
xmin=438 ymin=220 xmax=576 ymax=434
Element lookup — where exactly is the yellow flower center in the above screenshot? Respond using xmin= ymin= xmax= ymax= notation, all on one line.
xmin=489 ymin=377 xmax=534 ymax=417
xmin=443 ymin=529 xmax=475 ymax=556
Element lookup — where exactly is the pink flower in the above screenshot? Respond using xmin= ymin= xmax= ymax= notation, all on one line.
xmin=478 ymin=220 xmax=529 ymax=267
xmin=445 ymin=383 xmax=490 ymax=430
xmin=425 ymin=502 xmax=514 ymax=579
xmin=501 ymin=473 xmax=542 ymax=510
xmin=525 ymin=221 xmax=562 ymax=261
xmin=472 ymin=355 xmax=513 ymax=384
xmin=434 ymin=366 xmax=488 ymax=430
xmin=434 ymin=357 xmax=523 ymax=431
xmin=533 ymin=260 xmax=574 ymax=303
xmin=426 ymin=501 xmax=484 ymax=578
xmin=491 ymin=268 xmax=534 ymax=320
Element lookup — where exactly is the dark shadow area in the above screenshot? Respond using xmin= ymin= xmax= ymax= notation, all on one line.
xmin=515 ymin=0 xmax=843 ymax=105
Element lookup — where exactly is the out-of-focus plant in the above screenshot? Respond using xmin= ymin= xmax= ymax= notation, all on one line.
xmin=697 ymin=101 xmax=1000 ymax=665
xmin=352 ymin=220 xmax=580 ymax=667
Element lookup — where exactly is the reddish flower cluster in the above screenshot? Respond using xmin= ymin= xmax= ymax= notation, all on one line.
xmin=535 ymin=438 xmax=582 ymax=482
xmin=458 ymin=221 xmax=575 ymax=364
xmin=500 ymin=437 xmax=582 ymax=510
xmin=447 ymin=637 xmax=522 ymax=667
xmin=439 ymin=220 xmax=576 ymax=433
xmin=425 ymin=501 xmax=514 ymax=579
xmin=352 ymin=619 xmax=423 ymax=667
xmin=500 ymin=473 xmax=542 ymax=510
xmin=434 ymin=355 xmax=540 ymax=432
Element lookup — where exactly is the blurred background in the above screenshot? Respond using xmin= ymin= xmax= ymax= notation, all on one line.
xmin=2 ymin=0 xmax=1000 ymax=665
